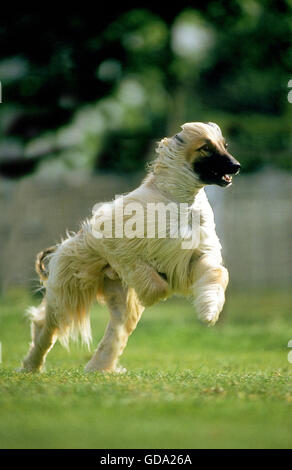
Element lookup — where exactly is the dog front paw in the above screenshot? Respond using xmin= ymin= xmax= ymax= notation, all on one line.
xmin=197 ymin=307 xmax=221 ymax=326
xmin=143 ymin=270 xmax=170 ymax=306
xmin=138 ymin=279 xmax=169 ymax=307
xmin=195 ymin=285 xmax=225 ymax=326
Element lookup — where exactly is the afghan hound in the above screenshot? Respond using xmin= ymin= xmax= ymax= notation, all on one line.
xmin=20 ymin=122 xmax=240 ymax=373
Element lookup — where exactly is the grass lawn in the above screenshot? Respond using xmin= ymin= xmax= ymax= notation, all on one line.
xmin=0 ymin=288 xmax=291 ymax=449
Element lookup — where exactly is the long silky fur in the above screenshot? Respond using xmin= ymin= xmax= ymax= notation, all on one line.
xmin=22 ymin=122 xmax=231 ymax=372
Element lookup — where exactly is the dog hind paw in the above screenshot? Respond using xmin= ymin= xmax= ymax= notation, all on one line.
xmin=84 ymin=362 xmax=127 ymax=374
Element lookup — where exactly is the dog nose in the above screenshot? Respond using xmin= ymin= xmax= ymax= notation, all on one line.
xmin=232 ymin=162 xmax=241 ymax=172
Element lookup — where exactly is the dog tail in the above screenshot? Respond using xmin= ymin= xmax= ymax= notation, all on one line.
xmin=35 ymin=245 xmax=57 ymax=282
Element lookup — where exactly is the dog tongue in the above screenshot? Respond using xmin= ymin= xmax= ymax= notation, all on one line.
xmin=223 ymin=174 xmax=232 ymax=182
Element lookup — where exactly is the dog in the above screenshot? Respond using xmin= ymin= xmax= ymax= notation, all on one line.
xmin=20 ymin=122 xmax=240 ymax=373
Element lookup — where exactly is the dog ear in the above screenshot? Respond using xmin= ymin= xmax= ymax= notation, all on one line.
xmin=173 ymin=133 xmax=185 ymax=144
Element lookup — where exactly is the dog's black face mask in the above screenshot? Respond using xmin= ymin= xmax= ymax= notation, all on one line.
xmin=192 ymin=140 xmax=241 ymax=187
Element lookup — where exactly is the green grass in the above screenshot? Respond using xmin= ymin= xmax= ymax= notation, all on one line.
xmin=0 ymin=289 xmax=292 ymax=449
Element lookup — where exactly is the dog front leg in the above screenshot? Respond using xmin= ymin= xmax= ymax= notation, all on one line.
xmin=191 ymin=255 xmax=229 ymax=326
xmin=103 ymin=257 xmax=169 ymax=307
xmin=122 ymin=261 xmax=169 ymax=307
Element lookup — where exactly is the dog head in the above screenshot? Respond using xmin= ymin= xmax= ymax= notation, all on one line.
xmin=174 ymin=122 xmax=241 ymax=187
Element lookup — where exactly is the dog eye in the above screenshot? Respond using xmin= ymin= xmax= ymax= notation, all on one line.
xmin=224 ymin=142 xmax=228 ymax=149
xmin=200 ymin=144 xmax=210 ymax=152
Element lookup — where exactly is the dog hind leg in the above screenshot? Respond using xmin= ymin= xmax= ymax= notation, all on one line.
xmin=20 ymin=269 xmax=98 ymax=371
xmin=85 ymin=278 xmax=144 ymax=372
xmin=20 ymin=298 xmax=57 ymax=372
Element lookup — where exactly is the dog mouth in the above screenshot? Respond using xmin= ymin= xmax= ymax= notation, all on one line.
xmin=222 ymin=173 xmax=232 ymax=183
xmin=192 ymin=153 xmax=241 ymax=187
xmin=212 ymin=164 xmax=240 ymax=188
xmin=207 ymin=166 xmax=239 ymax=188
xmin=214 ymin=172 xmax=236 ymax=186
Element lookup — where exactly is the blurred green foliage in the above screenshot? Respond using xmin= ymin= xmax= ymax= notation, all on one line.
xmin=0 ymin=2 xmax=291 ymax=177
